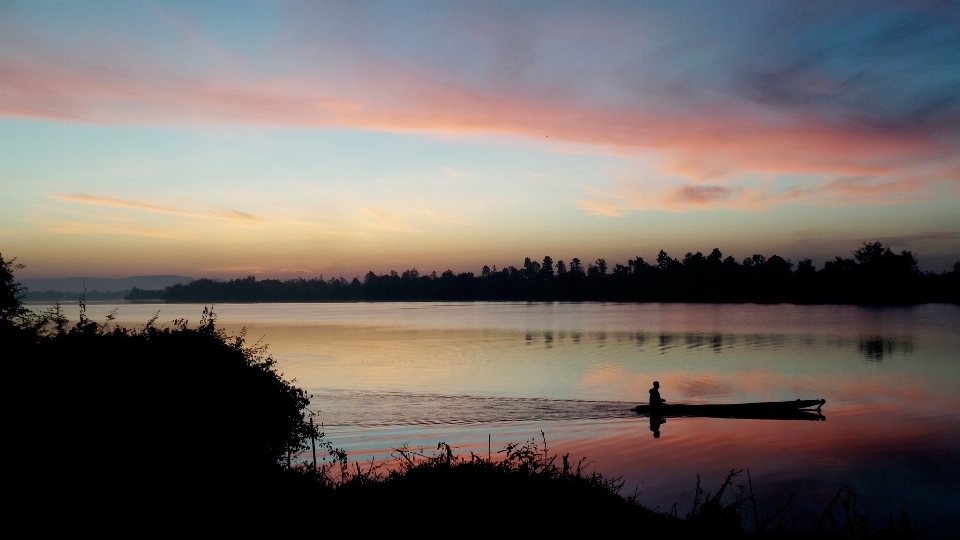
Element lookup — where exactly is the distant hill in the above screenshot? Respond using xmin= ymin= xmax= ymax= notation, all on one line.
xmin=19 ymin=275 xmax=194 ymax=301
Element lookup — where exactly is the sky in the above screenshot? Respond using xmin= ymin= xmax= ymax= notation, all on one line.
xmin=1 ymin=0 xmax=958 ymax=279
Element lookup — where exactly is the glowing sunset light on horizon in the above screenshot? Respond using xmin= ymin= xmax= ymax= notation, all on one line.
xmin=1 ymin=0 xmax=958 ymax=278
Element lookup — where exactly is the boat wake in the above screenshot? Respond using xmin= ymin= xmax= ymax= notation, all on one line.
xmin=309 ymin=390 xmax=637 ymax=428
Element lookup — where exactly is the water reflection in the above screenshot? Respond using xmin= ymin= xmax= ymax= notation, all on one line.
xmin=678 ymin=377 xmax=737 ymax=400
xmin=658 ymin=333 xmax=675 ymax=353
xmin=641 ymin=410 xmax=825 ymax=438
xmin=649 ymin=413 xmax=666 ymax=438
xmin=419 ymin=328 xmax=919 ymax=362
xmin=38 ymin=301 xmax=959 ymax=337
xmin=29 ymin=301 xmax=960 ymax=536
xmin=711 ymin=333 xmax=723 ymax=352
xmin=684 ymin=333 xmax=704 ymax=349
xmin=170 ymin=320 xmax=946 ymax=408
xmin=858 ymin=336 xmax=914 ymax=361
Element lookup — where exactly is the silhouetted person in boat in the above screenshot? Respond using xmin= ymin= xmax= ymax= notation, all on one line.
xmin=649 ymin=381 xmax=666 ymax=407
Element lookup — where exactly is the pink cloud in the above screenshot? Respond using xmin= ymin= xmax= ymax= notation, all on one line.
xmin=3 ymin=44 xmax=958 ymax=214
xmin=674 ymin=185 xmax=733 ymax=207
xmin=2 ymin=54 xmax=951 ymax=170
xmin=578 ymin=159 xmax=959 ymax=214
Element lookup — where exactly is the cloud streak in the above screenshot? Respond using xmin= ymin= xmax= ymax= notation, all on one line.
xmin=54 ymin=193 xmax=200 ymax=217
xmin=52 ymin=194 xmax=262 ymax=223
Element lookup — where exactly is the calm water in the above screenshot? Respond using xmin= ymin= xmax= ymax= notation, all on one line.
xmin=40 ymin=302 xmax=960 ymax=534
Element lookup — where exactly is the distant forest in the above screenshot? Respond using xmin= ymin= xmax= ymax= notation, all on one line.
xmin=128 ymin=242 xmax=960 ymax=305
xmin=25 ymin=289 xmax=130 ymax=302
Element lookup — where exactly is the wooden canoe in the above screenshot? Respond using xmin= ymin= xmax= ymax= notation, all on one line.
xmin=634 ymin=399 xmax=825 ymax=420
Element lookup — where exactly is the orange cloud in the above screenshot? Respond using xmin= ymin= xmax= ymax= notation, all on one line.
xmin=53 ymin=193 xmax=203 ymax=217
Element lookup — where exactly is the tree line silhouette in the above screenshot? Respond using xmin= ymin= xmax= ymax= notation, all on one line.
xmin=130 ymin=242 xmax=959 ymax=305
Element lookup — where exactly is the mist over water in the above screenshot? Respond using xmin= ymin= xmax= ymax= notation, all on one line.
xmin=38 ymin=301 xmax=960 ymax=535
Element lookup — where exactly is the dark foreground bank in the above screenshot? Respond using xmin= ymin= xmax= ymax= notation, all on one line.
xmin=268 ymin=436 xmax=922 ymax=538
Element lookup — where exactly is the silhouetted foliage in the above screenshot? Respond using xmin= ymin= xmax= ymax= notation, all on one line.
xmin=0 ymin=253 xmax=28 ymax=323
xmin=3 ymin=256 xmax=320 ymax=520
xmin=140 ymin=242 xmax=959 ymax=305
xmin=305 ymin=434 xmax=681 ymax=533
xmin=283 ymin=434 xmax=917 ymax=537
xmin=21 ymin=317 xmax=318 ymax=504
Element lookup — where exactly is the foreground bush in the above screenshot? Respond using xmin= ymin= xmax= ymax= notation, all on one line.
xmin=3 ymin=255 xmax=319 ymax=521
xmin=275 ymin=436 xmax=916 ymax=537
xmin=13 ymin=310 xmax=318 ymax=512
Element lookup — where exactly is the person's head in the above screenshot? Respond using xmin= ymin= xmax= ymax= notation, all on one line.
xmin=653 ymin=381 xmax=660 ymax=389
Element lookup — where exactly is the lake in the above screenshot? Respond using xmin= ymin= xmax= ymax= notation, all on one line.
xmin=37 ymin=301 xmax=960 ymax=535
